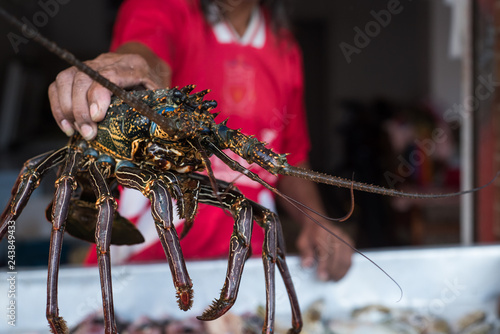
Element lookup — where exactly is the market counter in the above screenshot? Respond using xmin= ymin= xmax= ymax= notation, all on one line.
xmin=1 ymin=245 xmax=499 ymax=332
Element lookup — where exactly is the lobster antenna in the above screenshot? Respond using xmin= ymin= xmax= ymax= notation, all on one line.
xmin=0 ymin=7 xmax=177 ymax=135
xmin=281 ymin=165 xmax=500 ymax=199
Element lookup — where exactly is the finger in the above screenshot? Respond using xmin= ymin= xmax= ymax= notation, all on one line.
xmin=322 ymin=235 xmax=353 ymax=281
xmin=53 ymin=67 xmax=78 ymax=124
xmin=327 ymin=246 xmax=352 ymax=281
xmin=316 ymin=235 xmax=335 ymax=281
xmin=71 ymin=71 xmax=96 ymax=140
xmin=86 ymin=58 xmax=160 ymax=122
xmin=48 ymin=82 xmax=74 ymax=136
xmin=296 ymin=230 xmax=315 ymax=268
xmin=69 ymin=56 xmax=117 ymax=139
xmin=86 ymin=66 xmax=129 ymax=124
xmin=87 ymin=82 xmax=112 ymax=123
xmin=336 ymin=251 xmax=352 ymax=280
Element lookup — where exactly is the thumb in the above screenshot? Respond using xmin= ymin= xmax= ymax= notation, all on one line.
xmin=89 ymin=85 xmax=112 ymax=122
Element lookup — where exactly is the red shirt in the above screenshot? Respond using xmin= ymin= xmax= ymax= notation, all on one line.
xmin=85 ymin=0 xmax=310 ymax=264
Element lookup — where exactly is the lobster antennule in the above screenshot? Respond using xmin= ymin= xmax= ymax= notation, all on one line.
xmin=279 ymin=165 xmax=499 ymax=200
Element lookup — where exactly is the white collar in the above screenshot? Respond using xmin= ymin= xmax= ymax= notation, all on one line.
xmin=211 ymin=5 xmax=266 ymax=48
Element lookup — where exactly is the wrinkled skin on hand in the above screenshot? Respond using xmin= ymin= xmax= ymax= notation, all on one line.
xmin=48 ymin=44 xmax=170 ymax=140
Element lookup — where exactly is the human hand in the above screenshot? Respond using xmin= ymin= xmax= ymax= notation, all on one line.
xmin=48 ymin=49 xmax=166 ymax=140
xmin=296 ymin=221 xmax=354 ymax=281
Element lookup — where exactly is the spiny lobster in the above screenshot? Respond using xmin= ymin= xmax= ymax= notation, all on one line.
xmin=0 ymin=6 xmax=492 ymax=334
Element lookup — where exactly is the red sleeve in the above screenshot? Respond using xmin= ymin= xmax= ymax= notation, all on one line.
xmin=110 ymin=0 xmax=195 ymax=69
xmin=280 ymin=41 xmax=311 ymax=167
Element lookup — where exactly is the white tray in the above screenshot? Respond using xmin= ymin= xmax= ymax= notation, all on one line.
xmin=1 ymin=245 xmax=500 ymax=333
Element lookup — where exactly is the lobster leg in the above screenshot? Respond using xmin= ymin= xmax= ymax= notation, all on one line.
xmin=188 ymin=173 xmax=302 ymax=332
xmin=256 ymin=209 xmax=277 ymax=334
xmin=177 ymin=177 xmax=200 ymax=239
xmin=193 ymin=175 xmax=254 ymax=321
xmin=0 ymin=148 xmax=67 ymax=239
xmin=252 ymin=204 xmax=302 ymax=334
xmin=46 ymin=148 xmax=81 ymax=334
xmin=89 ymin=161 xmax=118 ymax=334
xmin=275 ymin=217 xmax=302 ymax=333
xmin=115 ymin=166 xmax=193 ymax=310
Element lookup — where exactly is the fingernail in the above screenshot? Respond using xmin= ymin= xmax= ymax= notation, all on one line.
xmin=81 ymin=124 xmax=95 ymax=140
xmin=60 ymin=120 xmax=74 ymax=137
xmin=90 ymin=103 xmax=99 ymax=121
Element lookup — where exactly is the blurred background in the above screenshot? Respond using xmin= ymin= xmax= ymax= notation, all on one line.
xmin=0 ymin=0 xmax=497 ymax=267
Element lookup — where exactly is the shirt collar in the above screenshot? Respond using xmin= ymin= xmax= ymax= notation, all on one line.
xmin=211 ymin=5 xmax=266 ymax=48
